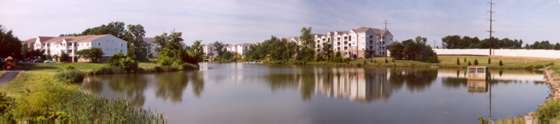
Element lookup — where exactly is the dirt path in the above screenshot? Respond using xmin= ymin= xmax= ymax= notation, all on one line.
xmin=0 ymin=71 xmax=19 ymax=84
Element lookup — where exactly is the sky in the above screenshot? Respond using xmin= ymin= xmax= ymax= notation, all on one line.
xmin=1 ymin=0 xmax=559 ymax=46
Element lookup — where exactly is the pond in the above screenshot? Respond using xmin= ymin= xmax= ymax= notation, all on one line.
xmin=82 ymin=63 xmax=549 ymax=124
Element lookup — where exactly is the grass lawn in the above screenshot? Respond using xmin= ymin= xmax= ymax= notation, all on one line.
xmin=337 ymin=56 xmax=559 ymax=69
xmin=437 ymin=56 xmax=559 ymax=69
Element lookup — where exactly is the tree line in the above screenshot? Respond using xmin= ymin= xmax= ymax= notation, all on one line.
xmin=242 ymin=27 xmax=346 ymax=64
xmin=442 ymin=35 xmax=560 ymax=50
xmin=388 ymin=36 xmax=439 ymax=63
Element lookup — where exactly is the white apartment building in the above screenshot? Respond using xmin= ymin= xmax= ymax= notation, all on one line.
xmin=226 ymin=44 xmax=250 ymax=55
xmin=289 ymin=27 xmax=393 ymax=59
xmin=315 ymin=27 xmax=393 ymax=58
xmin=203 ymin=43 xmax=251 ymax=57
xmin=24 ymin=34 xmax=128 ymax=59
xmin=143 ymin=37 xmax=158 ymax=58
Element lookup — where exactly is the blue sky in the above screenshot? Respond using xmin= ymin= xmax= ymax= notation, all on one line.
xmin=1 ymin=0 xmax=559 ymax=46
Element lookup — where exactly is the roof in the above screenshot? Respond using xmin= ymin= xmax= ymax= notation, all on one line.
xmin=23 ymin=36 xmax=55 ymax=44
xmin=28 ymin=34 xmax=113 ymax=44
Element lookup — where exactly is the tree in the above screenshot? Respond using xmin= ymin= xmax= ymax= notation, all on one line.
xmin=296 ymin=27 xmax=315 ymax=61
xmin=185 ymin=40 xmax=205 ymax=64
xmin=388 ymin=36 xmax=438 ymax=63
xmin=76 ymin=48 xmax=104 ymax=63
xmin=81 ymin=22 xmax=126 ymax=38
xmin=0 ymin=25 xmax=22 ymax=59
xmin=154 ymin=32 xmax=185 ymax=66
xmin=123 ymin=24 xmax=148 ymax=61
xmin=388 ymin=42 xmax=404 ymax=60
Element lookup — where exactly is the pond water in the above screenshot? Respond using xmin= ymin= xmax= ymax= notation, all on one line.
xmin=82 ymin=63 xmax=549 ymax=124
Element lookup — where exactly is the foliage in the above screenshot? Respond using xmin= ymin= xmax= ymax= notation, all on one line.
xmin=499 ymin=60 xmax=503 ymax=66
xmin=1 ymin=72 xmax=163 ymax=122
xmin=76 ymin=48 xmax=103 ymax=63
xmin=388 ymin=36 xmax=439 ymax=63
xmin=244 ymin=27 xmax=316 ymax=63
xmin=0 ymin=25 xmax=22 ymax=59
xmin=0 ymin=92 xmax=15 ymax=118
xmin=537 ymin=100 xmax=560 ymax=123
xmin=123 ymin=24 xmax=148 ymax=61
xmin=474 ymin=59 xmax=479 ymax=65
xmin=109 ymin=53 xmax=138 ymax=71
xmin=525 ymin=40 xmax=560 ymax=49
xmin=456 ymin=58 xmax=460 ymax=65
xmin=54 ymin=66 xmax=85 ymax=83
xmin=154 ymin=32 xmax=187 ymax=66
xmin=245 ymin=36 xmax=298 ymax=63
xmin=184 ymin=40 xmax=204 ymax=64
xmin=442 ymin=35 xmax=523 ymax=49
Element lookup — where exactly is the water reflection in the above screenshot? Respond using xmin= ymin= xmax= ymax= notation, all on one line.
xmin=263 ymin=67 xmax=439 ymax=102
xmin=82 ymin=71 xmax=204 ymax=105
xmin=81 ymin=64 xmax=548 ymax=123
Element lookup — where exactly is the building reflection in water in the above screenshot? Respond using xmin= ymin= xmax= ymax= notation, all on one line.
xmin=282 ymin=67 xmax=439 ymax=103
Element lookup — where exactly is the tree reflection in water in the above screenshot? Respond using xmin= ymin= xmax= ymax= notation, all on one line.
xmin=82 ymin=75 xmax=148 ymax=106
xmin=263 ymin=67 xmax=439 ymax=103
xmin=82 ymin=71 xmax=204 ymax=105
xmin=155 ymin=72 xmax=204 ymax=102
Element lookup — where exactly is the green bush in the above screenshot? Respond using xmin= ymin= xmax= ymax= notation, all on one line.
xmin=456 ymin=58 xmax=461 ymax=65
xmin=499 ymin=60 xmax=503 ymax=66
xmin=537 ymin=100 xmax=560 ymax=123
xmin=474 ymin=59 xmax=479 ymax=65
xmin=55 ymin=66 xmax=85 ymax=83
xmin=0 ymin=92 xmax=15 ymax=118
xmin=109 ymin=53 xmax=138 ymax=72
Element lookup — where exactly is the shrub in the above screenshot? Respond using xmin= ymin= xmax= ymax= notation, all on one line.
xmin=487 ymin=58 xmax=491 ymax=64
xmin=456 ymin=58 xmax=461 ymax=65
xmin=537 ymin=100 xmax=560 ymax=123
xmin=55 ymin=66 xmax=85 ymax=83
xmin=384 ymin=59 xmax=389 ymax=63
xmin=474 ymin=59 xmax=479 ymax=65
xmin=109 ymin=53 xmax=138 ymax=72
xmin=499 ymin=60 xmax=503 ymax=66
xmin=468 ymin=61 xmax=472 ymax=66
xmin=0 ymin=92 xmax=15 ymax=117
xmin=76 ymin=48 xmax=103 ymax=63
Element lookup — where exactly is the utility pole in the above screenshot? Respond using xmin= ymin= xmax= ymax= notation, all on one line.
xmin=489 ymin=0 xmax=495 ymax=56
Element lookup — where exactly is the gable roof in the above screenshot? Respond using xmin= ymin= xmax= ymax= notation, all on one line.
xmin=23 ymin=36 xmax=55 ymax=44
xmin=27 ymin=34 xmax=114 ymax=44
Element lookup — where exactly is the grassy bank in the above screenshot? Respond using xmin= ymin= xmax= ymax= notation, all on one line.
xmin=275 ymin=56 xmax=558 ymax=70
xmin=0 ymin=62 xmax=199 ymax=122
xmin=30 ymin=62 xmax=198 ymax=75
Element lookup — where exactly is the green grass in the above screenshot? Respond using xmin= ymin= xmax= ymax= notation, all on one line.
xmin=0 ymin=62 xmax=194 ymax=122
xmin=305 ymin=56 xmax=560 ymax=70
xmin=0 ymin=71 xmax=163 ymax=122
xmin=437 ymin=56 xmax=558 ymax=69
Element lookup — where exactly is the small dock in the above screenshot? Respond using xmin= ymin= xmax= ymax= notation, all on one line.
xmin=466 ymin=66 xmax=489 ymax=93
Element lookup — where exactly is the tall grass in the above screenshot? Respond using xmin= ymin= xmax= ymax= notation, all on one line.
xmin=0 ymin=71 xmax=164 ymax=123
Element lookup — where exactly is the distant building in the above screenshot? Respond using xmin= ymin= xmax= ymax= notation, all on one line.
xmin=203 ymin=43 xmax=252 ymax=57
xmin=290 ymin=27 xmax=393 ymax=58
xmin=143 ymin=37 xmax=158 ymax=58
xmin=24 ymin=34 xmax=128 ymax=61
xmin=226 ymin=43 xmax=251 ymax=56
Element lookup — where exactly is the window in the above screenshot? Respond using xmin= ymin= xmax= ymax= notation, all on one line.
xmin=98 ymin=43 xmax=101 ymax=46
